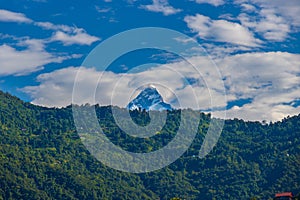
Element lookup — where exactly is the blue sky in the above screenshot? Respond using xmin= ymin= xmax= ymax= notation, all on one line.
xmin=0 ymin=0 xmax=300 ymax=122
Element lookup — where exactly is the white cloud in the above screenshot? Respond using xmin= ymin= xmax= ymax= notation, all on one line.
xmin=0 ymin=9 xmax=100 ymax=46
xmin=141 ymin=0 xmax=182 ymax=16
xmin=22 ymin=67 xmax=81 ymax=107
xmin=240 ymin=3 xmax=257 ymax=12
xmin=214 ymin=51 xmax=300 ymax=122
xmin=22 ymin=55 xmax=226 ymax=111
xmin=0 ymin=9 xmax=98 ymax=77
xmin=0 ymin=9 xmax=32 ymax=23
xmin=51 ymin=29 xmax=100 ymax=46
xmin=21 ymin=51 xmax=300 ymax=122
xmin=218 ymin=102 xmax=300 ymax=123
xmin=234 ymin=0 xmax=300 ymax=42
xmin=34 ymin=21 xmax=73 ymax=32
xmin=184 ymin=14 xmax=261 ymax=47
xmin=238 ymin=9 xmax=290 ymax=41
xmin=0 ymin=44 xmax=43 ymax=76
xmin=249 ymin=0 xmax=300 ymax=28
xmin=0 ymin=39 xmax=79 ymax=76
xmin=194 ymin=0 xmax=225 ymax=6
xmin=202 ymin=43 xmax=253 ymax=59
xmin=34 ymin=21 xmax=100 ymax=45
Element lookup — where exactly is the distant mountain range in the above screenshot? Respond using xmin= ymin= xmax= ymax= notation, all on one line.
xmin=127 ymin=86 xmax=172 ymax=111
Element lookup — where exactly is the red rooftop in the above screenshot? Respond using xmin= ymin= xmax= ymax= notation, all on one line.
xmin=274 ymin=192 xmax=293 ymax=200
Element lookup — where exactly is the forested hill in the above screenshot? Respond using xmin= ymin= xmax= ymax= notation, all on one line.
xmin=0 ymin=90 xmax=299 ymax=200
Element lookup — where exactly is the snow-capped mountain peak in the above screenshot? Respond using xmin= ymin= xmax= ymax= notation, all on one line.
xmin=127 ymin=87 xmax=172 ymax=111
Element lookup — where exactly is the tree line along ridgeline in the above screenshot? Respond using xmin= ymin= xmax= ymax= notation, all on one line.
xmin=0 ymin=90 xmax=299 ymax=199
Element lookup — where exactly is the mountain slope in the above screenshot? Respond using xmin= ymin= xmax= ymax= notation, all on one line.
xmin=127 ymin=86 xmax=172 ymax=111
xmin=0 ymin=90 xmax=299 ymax=199
xmin=0 ymin=91 xmax=157 ymax=200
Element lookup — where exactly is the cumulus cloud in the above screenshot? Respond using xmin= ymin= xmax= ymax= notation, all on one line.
xmin=194 ymin=0 xmax=225 ymax=6
xmin=0 ymin=39 xmax=79 ymax=76
xmin=238 ymin=9 xmax=290 ymax=41
xmin=234 ymin=0 xmax=300 ymax=42
xmin=22 ymin=67 xmax=81 ymax=106
xmin=0 ymin=9 xmax=32 ymax=23
xmin=249 ymin=0 xmax=300 ymax=28
xmin=184 ymin=14 xmax=261 ymax=47
xmin=214 ymin=52 xmax=300 ymax=122
xmin=22 ymin=55 xmax=226 ymax=111
xmin=22 ymin=51 xmax=300 ymax=122
xmin=140 ymin=0 xmax=182 ymax=16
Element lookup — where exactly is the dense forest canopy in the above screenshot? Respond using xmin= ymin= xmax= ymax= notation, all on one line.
xmin=0 ymin=90 xmax=299 ymax=200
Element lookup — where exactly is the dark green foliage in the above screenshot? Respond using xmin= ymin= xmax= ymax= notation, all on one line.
xmin=0 ymin=90 xmax=299 ymax=199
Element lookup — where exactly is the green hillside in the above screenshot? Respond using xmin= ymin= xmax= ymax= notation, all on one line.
xmin=0 ymin=90 xmax=299 ymax=199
